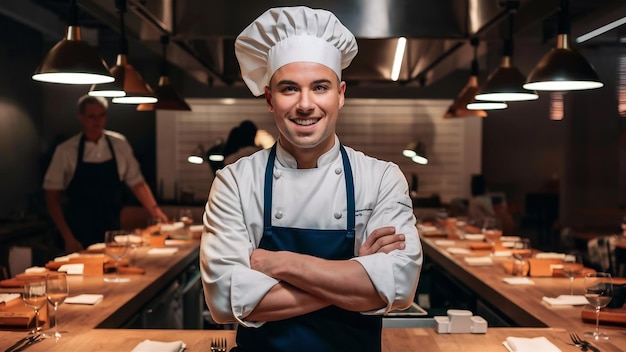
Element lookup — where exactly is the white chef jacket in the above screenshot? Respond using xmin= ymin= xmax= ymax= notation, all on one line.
xmin=42 ymin=131 xmax=145 ymax=190
xmin=200 ymin=135 xmax=422 ymax=327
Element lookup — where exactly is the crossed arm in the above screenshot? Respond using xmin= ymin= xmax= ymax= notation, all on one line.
xmin=245 ymin=226 xmax=406 ymax=322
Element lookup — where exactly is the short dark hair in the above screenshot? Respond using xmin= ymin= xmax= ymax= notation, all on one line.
xmin=77 ymin=95 xmax=108 ymax=114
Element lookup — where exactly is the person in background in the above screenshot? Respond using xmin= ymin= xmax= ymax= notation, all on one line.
xmin=200 ymin=6 xmax=422 ymax=352
xmin=43 ymin=95 xmax=168 ymax=253
xmin=222 ymin=120 xmax=262 ymax=165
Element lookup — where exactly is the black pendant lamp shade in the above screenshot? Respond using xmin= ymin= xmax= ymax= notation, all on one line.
xmin=137 ymin=36 xmax=191 ymax=111
xmin=524 ymin=0 xmax=603 ymax=91
xmin=474 ymin=9 xmax=538 ymax=102
xmin=32 ymin=0 xmax=113 ymax=84
xmin=444 ymin=38 xmax=487 ymax=118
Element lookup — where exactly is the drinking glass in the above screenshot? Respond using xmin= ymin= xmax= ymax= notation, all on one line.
xmin=44 ymin=273 xmax=68 ymax=339
xmin=562 ymin=252 xmax=584 ymax=296
xmin=482 ymin=217 xmax=503 ymax=247
xmin=511 ymin=239 xmax=532 ymax=276
xmin=22 ymin=281 xmax=46 ymax=334
xmin=583 ymin=272 xmax=613 ymax=340
xmin=179 ymin=208 xmax=194 ymax=228
xmin=104 ymin=230 xmax=130 ymax=283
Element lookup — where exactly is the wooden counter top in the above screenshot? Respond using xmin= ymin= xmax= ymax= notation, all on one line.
xmin=1 ymin=327 xmax=626 ymax=351
xmin=2 ymin=236 xmax=625 ymax=351
xmin=420 ymin=236 xmax=626 ymax=333
xmin=1 ymin=239 xmax=199 ymax=334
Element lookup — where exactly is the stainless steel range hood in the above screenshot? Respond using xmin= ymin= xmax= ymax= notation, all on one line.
xmin=4 ymin=0 xmax=626 ymax=90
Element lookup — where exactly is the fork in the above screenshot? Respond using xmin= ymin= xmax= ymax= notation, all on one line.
xmin=570 ymin=333 xmax=589 ymax=351
xmin=570 ymin=333 xmax=601 ymax=352
xmin=211 ymin=337 xmax=227 ymax=352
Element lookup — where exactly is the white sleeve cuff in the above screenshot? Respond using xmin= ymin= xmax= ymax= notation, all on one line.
xmin=231 ymin=265 xmax=280 ymax=328
xmin=351 ymin=253 xmax=395 ymax=314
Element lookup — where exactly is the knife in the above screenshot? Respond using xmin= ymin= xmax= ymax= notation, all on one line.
xmin=4 ymin=334 xmax=40 ymax=352
xmin=583 ymin=342 xmax=601 ymax=352
xmin=12 ymin=335 xmax=44 ymax=352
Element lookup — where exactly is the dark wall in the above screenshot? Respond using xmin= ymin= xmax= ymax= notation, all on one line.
xmin=0 ymin=16 xmax=45 ymax=217
xmin=0 ymin=15 xmax=160 ymax=218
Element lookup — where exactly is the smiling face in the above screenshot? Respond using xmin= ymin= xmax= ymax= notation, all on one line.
xmin=265 ymin=62 xmax=346 ymax=167
xmin=78 ymin=102 xmax=107 ymax=142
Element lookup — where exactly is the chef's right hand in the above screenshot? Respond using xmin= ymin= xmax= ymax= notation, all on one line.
xmin=358 ymin=226 xmax=405 ymax=256
xmin=64 ymin=236 xmax=83 ymax=254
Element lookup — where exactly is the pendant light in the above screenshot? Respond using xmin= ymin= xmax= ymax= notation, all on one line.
xmin=474 ymin=6 xmax=538 ymax=102
xmin=89 ymin=0 xmax=157 ymax=104
xmin=524 ymin=0 xmax=603 ymax=91
xmin=444 ymin=38 xmax=487 ymax=119
xmin=32 ymin=0 xmax=113 ymax=84
xmin=402 ymin=141 xmax=428 ymax=165
xmin=137 ymin=36 xmax=191 ymax=111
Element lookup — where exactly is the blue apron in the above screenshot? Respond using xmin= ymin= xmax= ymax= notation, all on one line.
xmin=65 ymin=134 xmax=123 ymax=247
xmin=236 ymin=144 xmax=382 ymax=352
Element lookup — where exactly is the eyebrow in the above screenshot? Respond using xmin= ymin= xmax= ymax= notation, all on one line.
xmin=276 ymin=79 xmax=333 ymax=86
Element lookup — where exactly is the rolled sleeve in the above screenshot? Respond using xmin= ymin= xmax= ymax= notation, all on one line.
xmin=200 ymin=167 xmax=276 ymax=327
xmin=354 ymin=164 xmax=422 ymax=314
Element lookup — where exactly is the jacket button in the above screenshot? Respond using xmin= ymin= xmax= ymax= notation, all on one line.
xmin=335 ymin=168 xmax=342 ymax=175
xmin=274 ymin=170 xmax=282 ymax=178
xmin=275 ymin=211 xmax=283 ymax=219
xmin=334 ymin=212 xmax=342 ymax=219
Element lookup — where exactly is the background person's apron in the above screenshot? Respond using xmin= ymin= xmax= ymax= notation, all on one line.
xmin=236 ymin=144 xmax=382 ymax=352
xmin=65 ymin=135 xmax=123 ymax=248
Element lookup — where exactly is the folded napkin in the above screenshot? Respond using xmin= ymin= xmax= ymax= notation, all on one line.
xmin=503 ymin=336 xmax=561 ymax=352
xmin=435 ymin=240 xmax=455 ymax=246
xmin=503 ymin=277 xmax=535 ymax=285
xmin=189 ymin=224 xmax=204 ymax=232
xmin=161 ymin=222 xmax=185 ymax=232
xmin=464 ymin=256 xmax=493 ymax=266
xmin=418 ymin=225 xmax=438 ymax=232
xmin=464 ymin=233 xmax=484 ymax=241
xmin=148 ymin=248 xmax=179 ymax=255
xmin=114 ymin=234 xmax=143 ymax=244
xmin=58 ymin=263 xmax=84 ymax=275
xmin=87 ymin=243 xmax=105 ymax=251
xmin=54 ymin=252 xmax=80 ymax=262
xmin=0 ymin=293 xmax=20 ymax=305
xmin=24 ymin=266 xmax=47 ymax=274
xmin=65 ymin=294 xmax=103 ymax=305
xmin=493 ymin=250 xmax=513 ymax=257
xmin=542 ymin=295 xmax=589 ymax=306
xmin=500 ymin=236 xmax=522 ymax=242
xmin=132 ymin=339 xmax=186 ymax=352
xmin=447 ymin=247 xmax=471 ymax=254
xmin=535 ymin=252 xmax=565 ymax=260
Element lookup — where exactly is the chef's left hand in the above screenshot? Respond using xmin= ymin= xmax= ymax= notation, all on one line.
xmin=250 ymin=248 xmax=280 ymax=276
xmin=359 ymin=226 xmax=405 ymax=256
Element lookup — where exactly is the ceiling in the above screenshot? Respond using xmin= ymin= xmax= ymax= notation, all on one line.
xmin=3 ymin=0 xmax=626 ymax=91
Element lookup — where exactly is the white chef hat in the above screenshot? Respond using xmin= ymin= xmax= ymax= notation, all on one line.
xmin=235 ymin=6 xmax=358 ymax=96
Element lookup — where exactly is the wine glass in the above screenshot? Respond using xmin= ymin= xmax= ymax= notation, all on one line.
xmin=583 ymin=272 xmax=613 ymax=340
xmin=22 ymin=281 xmax=46 ymax=334
xmin=104 ymin=230 xmax=130 ymax=283
xmin=44 ymin=273 xmax=68 ymax=339
xmin=562 ymin=252 xmax=584 ymax=296
xmin=482 ymin=217 xmax=503 ymax=247
xmin=179 ymin=208 xmax=194 ymax=228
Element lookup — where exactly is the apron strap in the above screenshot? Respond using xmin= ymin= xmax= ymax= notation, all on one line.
xmin=262 ymin=144 xmax=277 ymax=236
xmin=339 ymin=145 xmax=355 ymax=237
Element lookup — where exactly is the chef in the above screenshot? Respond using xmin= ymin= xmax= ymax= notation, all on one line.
xmin=200 ymin=6 xmax=422 ymax=352
xmin=43 ymin=95 xmax=167 ymax=253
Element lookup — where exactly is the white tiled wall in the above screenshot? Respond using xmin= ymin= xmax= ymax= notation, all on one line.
xmin=156 ymin=98 xmax=482 ymax=204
